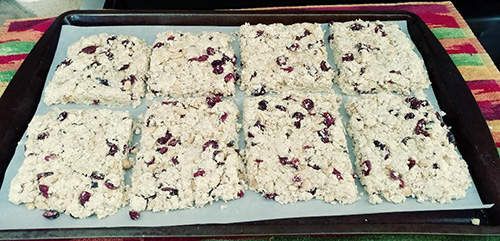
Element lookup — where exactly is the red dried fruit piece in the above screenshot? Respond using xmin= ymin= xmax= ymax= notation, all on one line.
xmin=350 ymin=23 xmax=364 ymax=31
xmin=281 ymin=66 xmax=294 ymax=72
xmin=206 ymin=93 xmax=223 ymax=108
xmin=414 ymin=119 xmax=430 ymax=137
xmin=224 ymin=73 xmax=235 ymax=82
xmin=220 ymin=112 xmax=228 ymax=122
xmin=153 ymin=42 xmax=164 ymax=48
xmin=202 ymin=140 xmax=219 ymax=151
xmin=37 ymin=132 xmax=49 ymax=140
xmin=43 ymin=210 xmax=60 ymax=219
xmin=258 ymin=100 xmax=268 ymax=110
xmin=106 ymin=140 xmax=119 ymax=156
xmin=264 ymin=193 xmax=277 ymax=200
xmin=287 ymin=43 xmax=300 ymax=51
xmin=36 ymin=172 xmax=54 ymax=180
xmin=80 ymin=45 xmax=98 ymax=54
xmin=156 ymin=147 xmax=168 ymax=154
xmin=256 ymin=30 xmax=264 ymax=37
xmin=118 ymin=64 xmax=130 ymax=71
xmin=129 ymin=210 xmax=140 ymax=220
xmin=168 ymin=138 xmax=179 ymax=146
xmin=309 ymin=164 xmax=321 ymax=170
xmin=295 ymin=29 xmax=312 ymax=40
xmin=404 ymin=113 xmax=415 ymax=120
xmin=39 ymin=185 xmax=49 ymax=198
xmin=145 ymin=157 xmax=155 ymax=166
xmin=389 ymin=170 xmax=405 ymax=188
xmin=374 ymin=24 xmax=387 ymax=36
xmin=206 ymin=47 xmax=216 ymax=55
xmin=251 ymin=85 xmax=266 ymax=96
xmin=254 ymin=120 xmax=265 ymax=130
xmin=405 ymin=97 xmax=429 ymax=110
xmin=407 ymin=158 xmax=416 ymax=169
xmin=43 ymin=153 xmax=56 ymax=161
xmin=237 ymin=190 xmax=245 ymax=198
xmin=169 ymin=156 xmax=179 ymax=165
xmin=255 ymin=159 xmax=264 ymax=164
xmin=317 ymin=128 xmax=330 ymax=143
xmin=275 ymin=105 xmax=286 ymax=111
xmin=104 ymin=180 xmax=119 ymax=190
xmin=57 ymin=111 xmax=68 ymax=121
xmin=322 ymin=112 xmax=335 ymax=127
xmin=389 ymin=70 xmax=401 ymax=75
xmin=193 ymin=169 xmax=206 ymax=177
xmin=320 ymin=60 xmax=331 ymax=71
xmin=160 ymin=186 xmax=179 ymax=196
xmin=167 ymin=35 xmax=175 ymax=40
xmin=79 ymin=191 xmax=91 ymax=206
xmin=292 ymin=175 xmax=302 ymax=183
xmin=308 ymin=188 xmax=317 ymax=195
xmin=247 ymin=132 xmax=254 ymax=138
xmin=302 ymin=98 xmax=314 ymax=111
xmin=433 ymin=163 xmax=439 ymax=169
xmin=342 ymin=53 xmax=354 ymax=62
xmin=361 ymin=160 xmax=372 ymax=176
xmin=332 ymin=168 xmax=343 ymax=180
xmin=276 ymin=56 xmax=288 ymax=66
xmin=157 ymin=136 xmax=169 ymax=145
xmin=189 ymin=55 xmax=209 ymax=62
xmin=120 ymin=74 xmax=137 ymax=86
xmin=90 ymin=171 xmax=105 ymax=180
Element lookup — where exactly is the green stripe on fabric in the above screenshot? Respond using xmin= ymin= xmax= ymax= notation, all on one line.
xmin=431 ymin=28 xmax=466 ymax=39
xmin=0 ymin=70 xmax=16 ymax=82
xmin=0 ymin=41 xmax=35 ymax=55
xmin=450 ymin=54 xmax=484 ymax=66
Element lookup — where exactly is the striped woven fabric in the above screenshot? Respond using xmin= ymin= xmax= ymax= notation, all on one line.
xmin=0 ymin=1 xmax=498 ymax=151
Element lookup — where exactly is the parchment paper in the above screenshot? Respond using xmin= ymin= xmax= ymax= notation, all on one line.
xmin=0 ymin=22 xmax=492 ymax=230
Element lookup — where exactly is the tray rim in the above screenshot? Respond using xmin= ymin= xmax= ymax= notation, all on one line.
xmin=0 ymin=9 xmax=498 ymax=238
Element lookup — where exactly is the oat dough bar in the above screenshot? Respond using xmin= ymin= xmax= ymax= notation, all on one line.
xmin=9 ymin=109 xmax=133 ymax=219
xmin=330 ymin=20 xmax=429 ymax=95
xmin=149 ymin=32 xmax=237 ymax=97
xmin=346 ymin=93 xmax=471 ymax=204
xmin=129 ymin=96 xmax=245 ymax=215
xmin=240 ymin=23 xmax=335 ymax=95
xmin=44 ymin=34 xmax=149 ymax=107
xmin=244 ymin=92 xmax=357 ymax=204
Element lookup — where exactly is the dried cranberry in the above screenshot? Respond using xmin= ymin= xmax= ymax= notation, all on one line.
xmin=308 ymin=188 xmax=317 ymax=195
xmin=145 ymin=157 xmax=155 ymax=166
xmin=404 ymin=113 xmax=415 ymax=120
xmin=281 ymin=66 xmax=294 ymax=72
xmin=292 ymin=175 xmax=302 ymax=183
xmin=189 ymin=55 xmax=209 ymax=62
xmin=270 ymin=104 xmax=285 ymax=112
xmin=37 ymin=132 xmax=49 ymax=140
xmin=414 ymin=119 xmax=430 ymax=137
xmin=255 ymin=30 xmax=264 ymax=37
xmin=287 ymin=43 xmax=300 ymax=51
xmin=389 ymin=70 xmax=401 ymax=75
xmin=203 ymin=140 xmax=219 ymax=151
xmin=170 ymin=156 xmax=179 ymax=165
xmin=90 ymin=171 xmax=105 ymax=180
xmin=374 ymin=24 xmax=387 ymax=36
xmin=206 ymin=93 xmax=223 ymax=108
xmin=224 ymin=73 xmax=235 ymax=82
xmin=322 ymin=112 xmax=335 ymax=127
xmin=193 ymin=169 xmax=206 ymax=177
xmin=118 ymin=64 xmax=130 ymax=71
xmin=407 ymin=158 xmax=416 ymax=169
xmin=106 ymin=140 xmax=118 ymax=156
xmin=167 ymin=35 xmax=175 ymax=41
xmin=405 ymin=97 xmax=429 ymax=110
xmin=219 ymin=112 xmax=228 ymax=123
xmin=104 ymin=180 xmax=118 ymax=190
xmin=161 ymin=186 xmax=179 ymax=196
xmin=389 ymin=170 xmax=405 ymax=188
xmin=157 ymin=136 xmax=169 ymax=145
xmin=206 ymin=47 xmax=216 ymax=55
xmin=247 ymin=132 xmax=254 ymax=138
xmin=251 ymin=85 xmax=266 ymax=96
xmin=295 ymin=29 xmax=311 ymax=40
xmin=254 ymin=120 xmax=265 ymax=130
xmin=153 ymin=42 xmax=164 ymax=48
xmin=292 ymin=112 xmax=305 ymax=120
xmin=80 ymin=45 xmax=97 ymax=54
xmin=342 ymin=53 xmax=354 ymax=62
xmin=276 ymin=56 xmax=288 ymax=66
xmin=350 ymin=23 xmax=364 ymax=31
xmin=433 ymin=163 xmax=439 ymax=169
xmin=320 ymin=60 xmax=331 ymax=71
xmin=317 ymin=128 xmax=330 ymax=143
xmin=129 ymin=211 xmax=140 ymax=220
xmin=156 ymin=147 xmax=168 ymax=154
xmin=79 ymin=191 xmax=91 ymax=206
xmin=43 ymin=153 xmax=56 ymax=161
xmin=235 ymin=190 xmax=244 ymax=198
xmin=42 ymin=210 xmax=60 ymax=220
xmin=97 ymin=78 xmax=109 ymax=86
xmin=264 ymin=193 xmax=277 ymax=200
xmin=309 ymin=164 xmax=321 ymax=170
xmin=36 ymin=172 xmax=54 ymax=180
xmin=120 ymin=75 xmax=137 ymax=86
xmin=361 ymin=160 xmax=372 ymax=176
xmin=255 ymin=159 xmax=264 ymax=164
xmin=39 ymin=185 xmax=49 ymax=198
xmin=258 ymin=100 xmax=268 ymax=110
xmin=332 ymin=168 xmax=343 ymax=180
xmin=302 ymin=99 xmax=314 ymax=111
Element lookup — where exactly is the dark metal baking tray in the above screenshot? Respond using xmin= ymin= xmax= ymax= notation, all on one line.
xmin=0 ymin=10 xmax=498 ymax=239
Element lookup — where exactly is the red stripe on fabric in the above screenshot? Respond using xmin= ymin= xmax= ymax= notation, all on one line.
xmin=476 ymin=100 xmax=500 ymax=121
xmin=32 ymin=19 xmax=55 ymax=32
xmin=417 ymin=13 xmax=460 ymax=28
xmin=7 ymin=18 xmax=53 ymax=32
xmin=303 ymin=3 xmax=450 ymax=14
xmin=446 ymin=43 xmax=478 ymax=54
xmin=467 ymin=79 xmax=500 ymax=92
xmin=0 ymin=54 xmax=28 ymax=64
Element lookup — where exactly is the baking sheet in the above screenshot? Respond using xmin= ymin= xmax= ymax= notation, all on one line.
xmin=0 ymin=22 xmax=492 ymax=230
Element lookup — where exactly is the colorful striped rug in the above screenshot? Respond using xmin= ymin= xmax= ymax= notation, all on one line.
xmin=0 ymin=1 xmax=499 ymax=240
